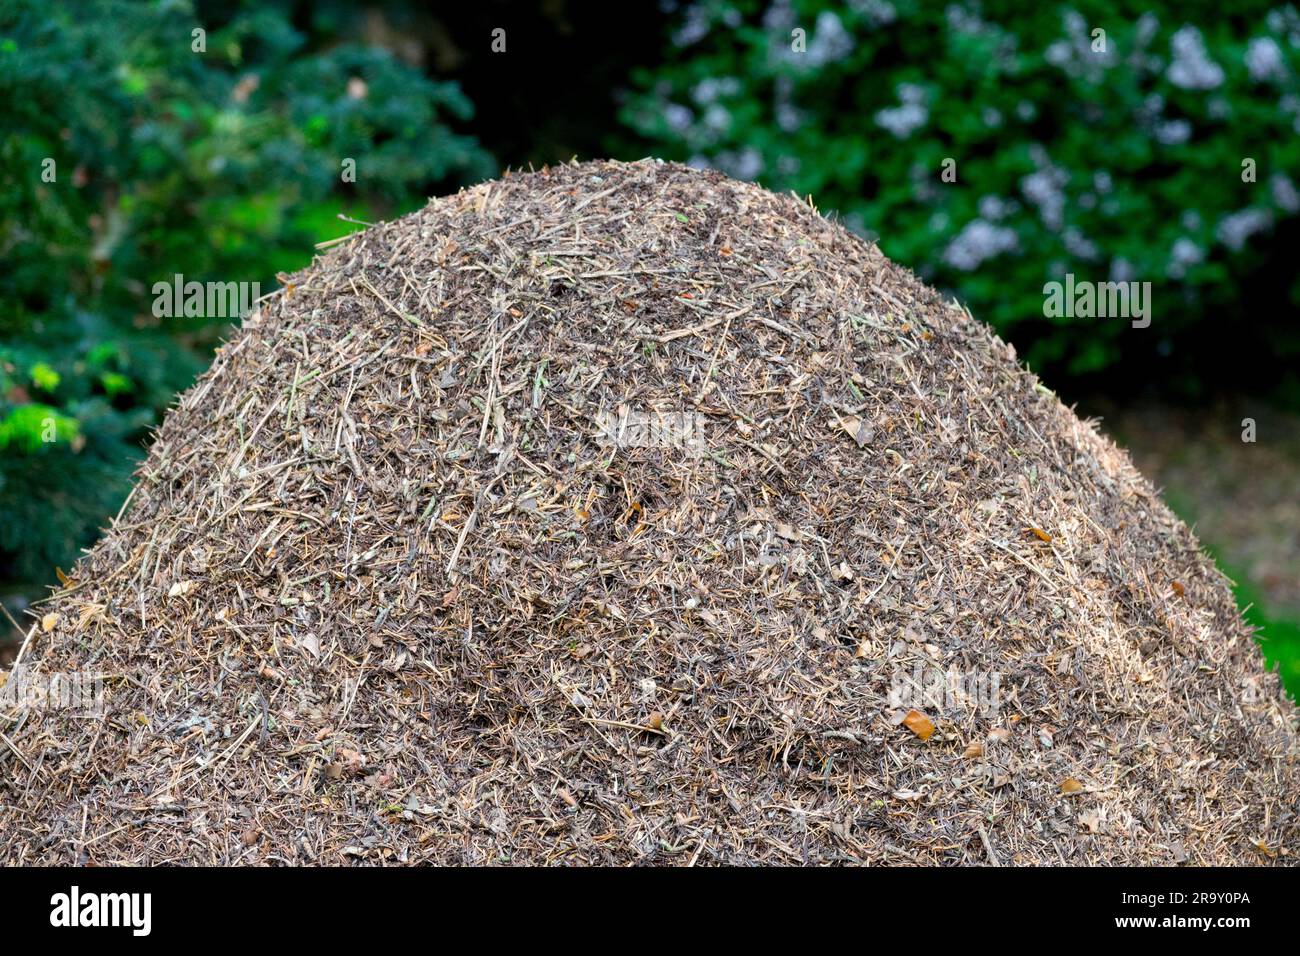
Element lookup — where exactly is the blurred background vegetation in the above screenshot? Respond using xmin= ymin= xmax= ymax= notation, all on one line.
xmin=1 ymin=0 xmax=1297 ymax=696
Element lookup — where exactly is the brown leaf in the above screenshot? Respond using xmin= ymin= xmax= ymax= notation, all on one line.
xmin=1060 ymin=777 xmax=1084 ymax=795
xmin=962 ymin=741 xmax=984 ymax=759
xmin=337 ymin=747 xmax=366 ymax=771
xmin=902 ymin=709 xmax=935 ymax=741
xmin=835 ymin=414 xmax=873 ymax=447
xmin=1171 ymin=580 xmax=1185 ymax=597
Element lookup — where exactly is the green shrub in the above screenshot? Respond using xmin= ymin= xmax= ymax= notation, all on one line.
xmin=0 ymin=0 xmax=493 ymax=585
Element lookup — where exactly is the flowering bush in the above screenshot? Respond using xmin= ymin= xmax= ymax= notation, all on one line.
xmin=622 ymin=1 xmax=1300 ymax=387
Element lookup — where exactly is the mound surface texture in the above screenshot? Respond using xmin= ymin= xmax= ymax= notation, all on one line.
xmin=2 ymin=160 xmax=1295 ymax=865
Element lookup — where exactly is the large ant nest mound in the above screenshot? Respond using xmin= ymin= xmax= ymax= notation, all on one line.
xmin=2 ymin=160 xmax=1295 ymax=865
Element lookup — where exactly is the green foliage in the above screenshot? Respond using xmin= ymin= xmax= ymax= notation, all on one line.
xmin=621 ymin=1 xmax=1300 ymax=382
xmin=0 ymin=0 xmax=492 ymax=585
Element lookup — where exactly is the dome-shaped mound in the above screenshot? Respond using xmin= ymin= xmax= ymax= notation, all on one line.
xmin=2 ymin=159 xmax=1295 ymax=865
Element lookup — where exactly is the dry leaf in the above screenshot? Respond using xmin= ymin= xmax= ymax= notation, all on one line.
xmin=1079 ymin=810 xmax=1102 ymax=833
xmin=337 ymin=747 xmax=366 ymax=772
xmin=1171 ymin=580 xmax=1185 ymax=597
xmin=835 ymin=415 xmax=873 ymax=447
xmin=168 ymin=580 xmax=196 ymax=599
xmin=902 ymin=709 xmax=935 ymax=741
xmin=1060 ymin=777 xmax=1084 ymax=795
xmin=646 ymin=711 xmax=665 ymax=732
xmin=962 ymin=741 xmax=984 ymax=759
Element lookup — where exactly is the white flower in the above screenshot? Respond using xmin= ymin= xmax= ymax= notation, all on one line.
xmin=978 ymin=195 xmax=1011 ymax=220
xmin=703 ymin=104 xmax=731 ymax=134
xmin=876 ymin=83 xmax=928 ymax=138
xmin=1021 ymin=162 xmax=1068 ymax=232
xmin=849 ymin=0 xmax=897 ymax=27
xmin=943 ymin=220 xmax=1019 ymax=271
xmin=1063 ymin=228 xmax=1099 ymax=259
xmin=1168 ymin=237 xmax=1204 ymax=278
xmin=1245 ymin=37 xmax=1286 ymax=83
xmin=1216 ymin=209 xmax=1271 ymax=251
xmin=1155 ymin=119 xmax=1192 ymax=145
xmin=1167 ymin=26 xmax=1224 ymax=90
xmin=664 ymin=104 xmax=693 ymax=132
xmin=1271 ymin=174 xmax=1300 ymax=214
